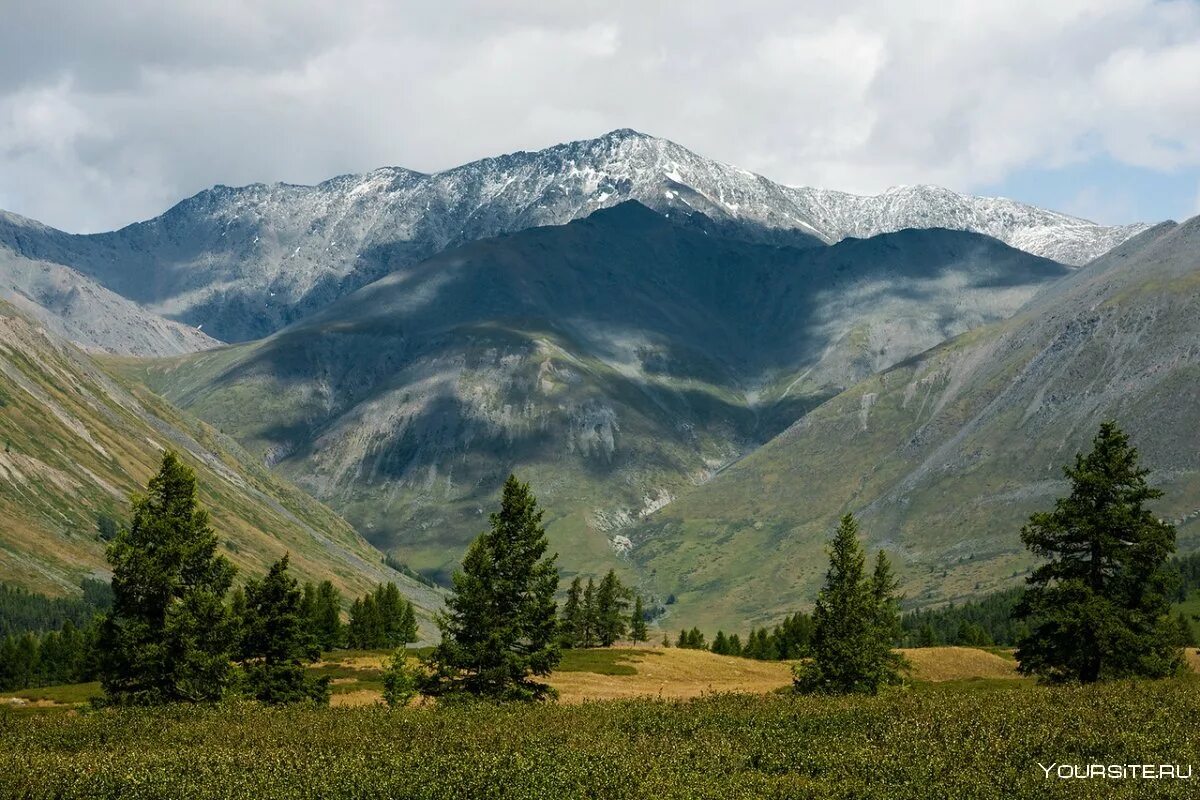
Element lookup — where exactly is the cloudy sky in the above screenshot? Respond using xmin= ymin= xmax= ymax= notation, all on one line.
xmin=2 ymin=0 xmax=1199 ymax=232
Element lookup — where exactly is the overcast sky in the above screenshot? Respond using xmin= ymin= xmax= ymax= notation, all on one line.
xmin=2 ymin=0 xmax=1199 ymax=232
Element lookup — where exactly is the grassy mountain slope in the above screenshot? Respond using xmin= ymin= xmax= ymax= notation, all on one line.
xmin=122 ymin=203 xmax=1067 ymax=592
xmin=634 ymin=219 xmax=1200 ymax=630
xmin=0 ymin=301 xmax=441 ymax=617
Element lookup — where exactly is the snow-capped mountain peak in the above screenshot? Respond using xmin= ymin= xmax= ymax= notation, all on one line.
xmin=0 ymin=130 xmax=1149 ymax=343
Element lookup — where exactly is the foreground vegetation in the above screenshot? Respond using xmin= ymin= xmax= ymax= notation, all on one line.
xmin=4 ymin=679 xmax=1200 ymax=798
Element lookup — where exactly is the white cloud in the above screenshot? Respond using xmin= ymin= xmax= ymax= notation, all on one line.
xmin=1 ymin=0 xmax=1199 ymax=231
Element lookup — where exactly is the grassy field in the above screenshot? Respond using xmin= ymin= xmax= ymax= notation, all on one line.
xmin=0 ymin=645 xmax=1030 ymax=711
xmin=4 ymin=679 xmax=1200 ymax=798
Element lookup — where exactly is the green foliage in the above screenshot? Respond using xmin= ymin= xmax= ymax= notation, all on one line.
xmin=0 ymin=621 xmax=98 ymax=691
xmin=97 ymin=452 xmax=237 ymax=705
xmin=900 ymin=588 xmax=1026 ymax=646
xmin=421 ymin=475 xmax=561 ymax=701
xmin=581 ymin=578 xmax=599 ymax=647
xmin=676 ymin=627 xmax=706 ymax=649
xmin=595 ymin=570 xmax=630 ymax=646
xmin=1015 ymin=422 xmax=1183 ymax=683
xmin=6 ymin=682 xmax=1200 ymax=798
xmin=629 ymin=596 xmax=648 ymax=643
xmin=559 ymin=576 xmax=584 ymax=648
xmin=346 ymin=584 xmax=417 ymax=649
xmin=308 ymin=581 xmax=344 ymax=650
xmin=794 ymin=514 xmax=906 ymax=694
xmin=381 ymin=650 xmax=418 ymax=708
xmin=0 ymin=579 xmax=111 ymax=638
xmin=237 ymin=555 xmax=329 ymax=706
xmin=382 ymin=553 xmax=440 ymax=589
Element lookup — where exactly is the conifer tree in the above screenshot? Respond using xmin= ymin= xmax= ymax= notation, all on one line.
xmin=312 ymin=581 xmax=344 ymax=650
xmin=727 ymin=632 xmax=743 ymax=657
xmin=398 ymin=599 xmax=419 ymax=646
xmin=1175 ymin=613 xmax=1196 ymax=648
xmin=581 ymin=578 xmax=598 ymax=648
xmin=677 ymin=628 xmax=688 ymax=648
xmin=238 ymin=554 xmax=329 ymax=705
xmin=420 ymin=475 xmax=560 ymax=700
xmin=348 ymin=593 xmax=385 ymax=649
xmin=869 ymin=551 xmax=907 ymax=681
xmin=629 ymin=596 xmax=648 ymax=643
xmin=794 ymin=513 xmax=904 ymax=694
xmin=711 ymin=630 xmax=729 ymax=655
xmin=1015 ymin=422 xmax=1182 ymax=682
xmin=382 ymin=648 xmax=418 ymax=708
xmin=560 ymin=576 xmax=584 ymax=648
xmin=595 ymin=570 xmax=629 ymax=646
xmin=98 ymin=452 xmax=236 ymax=705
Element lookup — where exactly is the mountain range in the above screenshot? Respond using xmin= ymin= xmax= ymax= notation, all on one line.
xmin=0 ymin=130 xmax=1144 ymax=344
xmin=121 ymin=202 xmax=1068 ymax=595
xmin=1 ymin=128 xmax=1189 ymax=631
xmin=635 ymin=218 xmax=1200 ymax=628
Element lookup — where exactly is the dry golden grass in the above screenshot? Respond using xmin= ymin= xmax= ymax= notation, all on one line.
xmin=897 ymin=647 xmax=1019 ymax=682
xmin=329 ymin=690 xmax=383 ymax=708
xmin=548 ymin=647 xmax=794 ymax=703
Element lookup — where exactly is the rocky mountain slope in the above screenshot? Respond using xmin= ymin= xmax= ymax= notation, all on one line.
xmin=0 ymin=300 xmax=440 ymax=619
xmin=0 ymin=130 xmax=1142 ymax=343
xmin=1 ymin=215 xmax=217 ymax=356
xmin=122 ymin=203 xmax=1068 ymax=588
xmin=632 ymin=217 xmax=1200 ymax=630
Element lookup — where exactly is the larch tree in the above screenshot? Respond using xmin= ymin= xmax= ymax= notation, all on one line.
xmin=238 ymin=554 xmax=329 ymax=705
xmin=1015 ymin=422 xmax=1182 ymax=683
xmin=629 ymin=596 xmax=648 ymax=643
xmin=420 ymin=475 xmax=560 ymax=700
xmin=98 ymin=451 xmax=237 ymax=705
xmin=794 ymin=513 xmax=904 ymax=694
xmin=595 ymin=570 xmax=629 ymax=646
xmin=560 ymin=576 xmax=584 ymax=648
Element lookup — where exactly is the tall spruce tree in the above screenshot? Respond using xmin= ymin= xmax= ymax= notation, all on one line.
xmin=581 ymin=578 xmax=598 ymax=648
xmin=794 ymin=513 xmax=904 ymax=694
xmin=629 ymin=596 xmax=648 ymax=643
xmin=1014 ymin=422 xmax=1182 ymax=683
xmin=420 ymin=475 xmax=560 ymax=700
xmin=98 ymin=452 xmax=236 ymax=705
xmin=398 ymin=598 xmax=418 ymax=646
xmin=238 ymin=554 xmax=329 ymax=705
xmin=311 ymin=581 xmax=344 ymax=650
xmin=868 ymin=551 xmax=906 ymax=683
xmin=595 ymin=570 xmax=629 ymax=646
xmin=560 ymin=577 xmax=584 ymax=648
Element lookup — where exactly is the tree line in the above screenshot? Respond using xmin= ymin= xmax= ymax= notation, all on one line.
xmin=0 ymin=453 xmax=424 ymax=701
xmin=559 ymin=571 xmax=648 ymax=648
xmin=15 ymin=420 xmax=1189 ymax=703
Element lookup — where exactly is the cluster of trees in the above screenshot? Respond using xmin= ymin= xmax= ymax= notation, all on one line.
xmin=96 ymin=453 xmax=327 ymax=705
xmin=10 ymin=421 xmax=1190 ymax=705
xmin=93 ymin=452 xmax=424 ymax=707
xmin=346 ymin=583 xmax=419 ymax=650
xmin=0 ymin=621 xmax=98 ymax=690
xmin=707 ymin=613 xmax=816 ymax=659
xmin=0 ymin=579 xmax=111 ymax=637
xmin=899 ymin=588 xmax=1026 ymax=647
xmin=0 ymin=578 xmax=112 ymax=691
xmin=560 ymin=571 xmax=646 ymax=648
